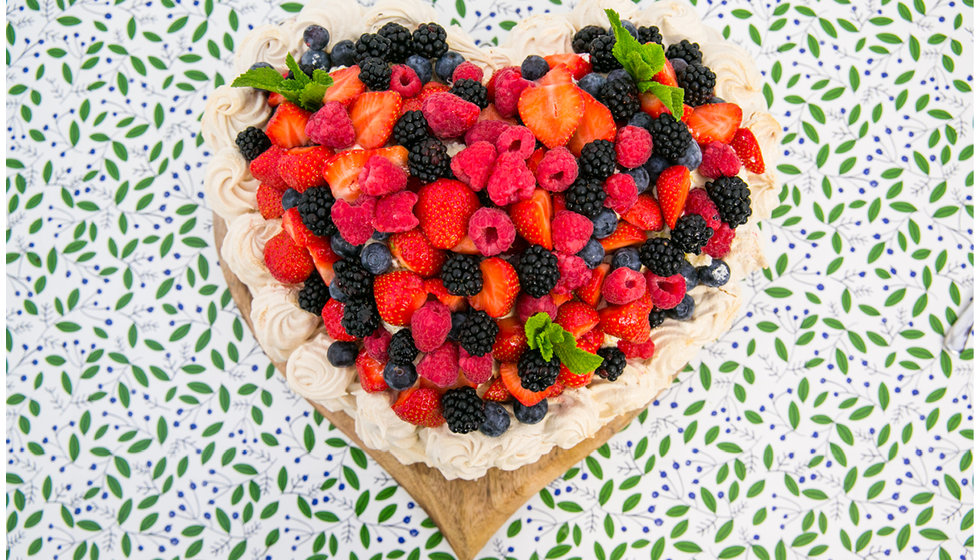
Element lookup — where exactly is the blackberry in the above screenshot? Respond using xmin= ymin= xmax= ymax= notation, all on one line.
xmin=456 ymin=310 xmax=498 ymax=357
xmin=332 ymin=258 xmax=374 ymax=301
xmin=341 ymin=298 xmax=380 ymax=338
xmin=639 ymin=237 xmax=685 ymax=276
xmin=671 ymin=215 xmax=713 ymax=254
xmin=412 ymin=23 xmax=448 ymax=59
xmin=649 ymin=309 xmax=667 ymax=328
xmin=677 ymin=63 xmax=716 ymax=106
xmin=564 ymin=177 xmax=605 ymax=218
xmin=589 ymin=34 xmax=622 ymax=73
xmin=297 ymin=187 xmax=337 ymax=237
xmin=297 ymin=271 xmax=330 ymax=315
xmin=441 ymin=386 xmax=485 ymax=434
xmin=706 ymin=176 xmax=752 ymax=227
xmin=517 ymin=350 xmax=559 ymax=392
xmin=392 ymin=110 xmax=431 ymax=147
xmin=388 ymin=329 xmax=419 ymax=365
xmin=596 ymin=77 xmax=640 ymax=122
xmin=235 ymin=126 xmax=271 ymax=161
xmin=354 ymin=33 xmax=391 ymax=64
xmin=408 ymin=137 xmax=451 ymax=182
xmin=665 ymin=39 xmax=703 ymax=65
xmin=377 ymin=22 xmax=414 ymax=63
xmin=449 ymin=78 xmax=489 ymax=109
xmin=647 ymin=113 xmax=694 ymax=162
xmin=637 ymin=25 xmax=663 ymax=45
xmin=516 ymin=245 xmax=560 ymax=298
xmin=358 ymin=57 xmax=391 ymax=91
xmin=579 ymin=140 xmax=617 ymax=180
xmin=441 ymin=252 xmax=483 ymax=296
xmin=572 ymin=25 xmax=607 ymax=53
xmin=595 ymin=347 xmax=626 ymax=381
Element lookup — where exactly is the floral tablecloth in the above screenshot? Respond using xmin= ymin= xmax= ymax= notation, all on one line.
xmin=5 ymin=0 xmax=973 ymax=558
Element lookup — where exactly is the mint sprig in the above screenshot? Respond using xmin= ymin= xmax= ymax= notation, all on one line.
xmin=525 ymin=313 xmax=605 ymax=375
xmin=605 ymin=9 xmax=685 ymax=120
xmin=230 ymin=53 xmax=333 ymax=112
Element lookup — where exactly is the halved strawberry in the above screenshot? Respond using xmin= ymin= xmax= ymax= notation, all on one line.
xmin=653 ymin=59 xmax=678 ymax=87
xmin=567 ymin=91 xmax=616 ymax=156
xmin=389 ymin=228 xmax=446 ymax=277
xmin=482 ymin=375 xmax=512 ymax=402
xmin=551 ymin=291 xmax=574 ymax=308
xmin=416 ymin=179 xmax=480 ymax=250
xmin=687 ymin=103 xmax=742 ymax=144
xmin=468 ymin=257 xmax=520 ymax=318
xmin=621 ymin=193 xmax=664 ymax=231
xmin=575 ymin=263 xmax=609 ymax=307
xmin=355 ymin=349 xmax=388 ymax=393
xmin=281 ymin=207 xmax=318 ymax=247
xmin=371 ymin=145 xmax=409 ymax=169
xmin=322 ymin=65 xmax=365 ymax=107
xmin=729 ymin=127 xmax=765 ymax=173
xmin=256 ymin=183 xmax=284 ymax=219
xmin=554 ymin=301 xmax=600 ymax=338
xmin=373 ymin=270 xmax=428 ymax=326
xmin=268 ymin=92 xmax=283 ymax=107
xmin=599 ymin=221 xmax=647 ymax=252
xmin=392 ymin=387 xmax=445 ymax=427
xmin=509 ymin=189 xmax=553 ymax=250
xmin=598 ymin=293 xmax=653 ymax=343
xmin=544 ymin=54 xmax=592 ymax=80
xmin=682 ymin=104 xmax=694 ymax=123
xmin=451 ymin=235 xmax=482 ymax=255
xmin=307 ymin=238 xmax=337 ymax=285
xmin=536 ymin=63 xmax=574 ymax=86
xmin=321 ymin=299 xmax=356 ymax=342
xmin=492 ymin=316 xmax=527 ymax=363
xmin=656 ymin=166 xmax=691 ymax=229
xmin=500 ymin=362 xmax=549 ymax=407
xmin=517 ymin=69 xmax=585 ymax=149
xmin=639 ymin=92 xmax=670 ymax=119
xmin=323 ymin=149 xmax=371 ymax=202
xmin=249 ymin=146 xmax=288 ymax=191
xmin=265 ymin=102 xmax=311 ymax=149
xmin=425 ymin=278 xmax=466 ymax=311
xmin=350 ymin=90 xmax=402 ymax=150
xmin=277 ymin=145 xmax=333 ymax=193
xmin=578 ymin=327 xmax=604 ymax=353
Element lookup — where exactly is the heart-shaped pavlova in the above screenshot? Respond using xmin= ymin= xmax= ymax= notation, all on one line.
xmin=202 ymin=0 xmax=781 ymax=487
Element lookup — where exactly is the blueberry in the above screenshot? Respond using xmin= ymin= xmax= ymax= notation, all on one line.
xmin=513 ymin=399 xmax=548 ymax=424
xmin=479 ymin=402 xmax=511 ymax=437
xmin=677 ymin=140 xmax=702 ymax=170
xmin=644 ymin=155 xmax=670 ymax=181
xmin=299 ymin=49 xmax=331 ymax=76
xmin=621 ymin=20 xmax=639 ymax=39
xmin=678 ymin=260 xmax=698 ymax=291
xmin=303 ymin=25 xmax=331 ymax=50
xmin=591 ymin=207 xmax=619 ymax=239
xmin=625 ymin=166 xmax=650 ymax=193
xmin=434 ymin=51 xmax=464 ymax=82
xmin=606 ymin=68 xmax=631 ymax=84
xmin=330 ymin=40 xmax=357 ymax=67
xmin=611 ymin=247 xmax=641 ymax=271
xmin=383 ymin=362 xmax=417 ymax=390
xmin=448 ymin=311 xmax=467 ymax=341
xmin=406 ymin=54 xmax=433 ymax=84
xmin=668 ymin=294 xmax=695 ymax=320
xmin=577 ymin=238 xmax=605 ymax=269
xmin=330 ymin=235 xmax=361 ymax=258
xmin=520 ymin=55 xmax=550 ymax=80
xmin=327 ymin=341 xmax=358 ymax=367
xmin=281 ymin=188 xmax=302 ymax=210
xmin=628 ymin=111 xmax=654 ymax=130
xmin=578 ymin=72 xmax=607 ymax=98
xmin=328 ymin=282 xmax=348 ymax=303
xmin=669 ymin=57 xmax=689 ymax=73
xmin=708 ymin=96 xmax=727 ymax=104
xmin=360 ymin=243 xmax=392 ymax=275
xmin=249 ymin=61 xmax=274 ymax=71
xmin=698 ymin=259 xmax=731 ymax=287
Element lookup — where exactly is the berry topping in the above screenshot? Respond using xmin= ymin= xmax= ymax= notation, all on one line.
xmin=354 ymin=33 xmax=391 ymax=64
xmin=442 ymin=386 xmax=485 ymax=434
xmin=621 ymin=193 xmax=664 ymax=231
xmin=340 ymin=298 xmax=381 ymax=338
xmin=551 ymin=210 xmax=594 ymax=255
xmin=602 ymin=266 xmax=647 ymax=305
xmin=355 ymin=349 xmax=388 ymax=392
xmin=491 ymin=67 xmax=533 ymax=118
xmin=492 ymin=316 xmax=529 ymax=362
xmin=553 ymin=252 xmax=591 ymax=294
xmin=597 ymin=77 xmax=640 ymax=122
xmin=383 ymin=361 xmax=417 ymax=390
xmin=479 ymin=402 xmax=511 ymax=437
xmin=392 ymin=110 xmax=431 ymax=147
xmin=517 ymin=67 xmax=585 ymax=149
xmin=666 ymin=39 xmax=702 ymax=65
xmin=422 ymin=92 xmax=480 ymax=139
xmin=388 ymin=328 xmax=420 ymax=365
xmin=467 ymin=207 xmax=516 ymax=256
xmin=303 ymin=25 xmax=330 ymax=50
xmin=729 ymin=127 xmax=765 ymax=173
xmin=297 ymin=271 xmax=330 ymax=315
xmin=564 ymin=177 xmax=605 ymax=218
xmin=321 ymin=65 xmax=365 ymax=107
xmin=277 ymin=145 xmax=332 ymax=193
xmin=249 ymin=145 xmax=288 ymax=191
xmin=534 ymin=147 xmax=579 ymax=193
xmin=555 ymin=300 xmax=600 ymax=338
xmin=572 ymin=25 xmax=607 ymax=54
xmin=614 ymin=125 xmax=653 ymax=169
xmin=575 ymin=262 xmax=609 ymax=307
xmin=358 ymin=155 xmax=408 ymax=197
xmin=321 ymin=299 xmax=355 ymax=341
xmin=449 ymin=78 xmax=489 ymax=109
xmin=389 ymin=64 xmax=423 ymax=98
xmin=602 ymin=173 xmax=638 ymax=214
xmin=677 ymin=63 xmax=716 ymax=106
xmin=373 ymin=270 xmax=427 ymax=326
xmin=327 ymin=341 xmax=358 ymax=367
xmin=451 ymin=141 xmax=497 ymax=191
xmin=389 ymin=227 xmax=446 ymax=277
xmin=465 ymin=119 xmax=511 ymax=146
xmin=256 ymin=183 xmax=285 ymax=219
xmin=296 ymin=186 xmax=337 ymax=237
xmin=452 ymin=61 xmax=484 ymax=83
xmin=265 ymin=102 xmax=311 ymax=149
xmin=516 ymin=293 xmax=559 ymax=324
xmin=411 ymin=299 xmax=453 ymax=352
xmin=330 ymin=196 xmax=376 ymax=245
xmin=639 ymin=237 xmax=685 ymax=277
xmin=544 ymin=53 xmax=593 ymax=80
xmin=568 ymin=90 xmax=616 ymax=156
xmin=589 ymin=33 xmax=621 ymax=73
xmin=434 ymin=51 xmax=465 ymax=82
xmin=459 ymin=346 xmax=494 ymax=385
xmin=495 ymin=126 xmax=536 ymax=160
xmin=373 ymin=190 xmax=419 ymax=233
xmin=468 ymin=257 xmax=520 ymax=318
xmin=441 ymin=252 xmax=484 ymax=297
xmin=637 ymin=25 xmax=663 ymax=45
xmin=683 ymin=188 xmax=722 ymax=230
xmin=597 ymin=293 xmax=653 ymax=343
xmin=264 ymin=231 xmax=313 ymax=284
xmin=360 ymin=243 xmax=392 ymax=276
xmin=687 ymin=102 xmax=742 ymax=144
xmin=645 ymin=272 xmax=687 ymax=310
xmin=486 ymin=151 xmax=536 ymax=206
xmin=598 ymin=220 xmax=647 ymax=252
xmin=703 ymin=222 xmax=735 ymax=258
xmin=377 ymin=22 xmax=414 ymax=63
xmin=706 ymin=176 xmax=752 ymax=227
xmin=699 ymin=259 xmax=731 ymax=287
xmin=656 ymin=165 xmax=692 ymax=229
xmin=350 ymin=90 xmax=402 ymax=149
xmin=416 ymin=178 xmax=480 ymax=249
xmin=408 ymin=137 xmax=452 ymax=182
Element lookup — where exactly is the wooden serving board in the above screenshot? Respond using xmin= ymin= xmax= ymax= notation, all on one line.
xmin=213 ymin=215 xmax=656 ymax=560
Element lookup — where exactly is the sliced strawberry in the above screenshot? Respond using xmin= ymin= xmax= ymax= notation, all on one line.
xmin=682 ymin=104 xmax=694 ymax=124
xmin=509 ymin=189 xmax=553 ymax=250
xmin=550 ymin=291 xmax=574 ymax=308
xmin=482 ymin=375 xmax=512 ymax=402
xmin=281 ymin=207 xmax=318 ymax=248
xmin=653 ymin=59 xmax=678 ymax=87
xmin=578 ymin=327 xmax=604 ymax=353
xmin=349 ymin=90 xmax=402 ymax=150
xmin=268 ymin=92 xmax=283 ymax=107
xmin=575 ymin=263 xmax=609 ymax=307
xmin=307 ymin=238 xmax=337 ymax=285
xmin=554 ymin=301 xmax=600 ymax=338
xmin=656 ymin=166 xmax=691 ymax=229
xmin=500 ymin=362 xmax=549 ymax=407
xmin=322 ymin=65 xmax=365 ymax=107
xmin=392 ymin=387 xmax=445 ymax=427
xmin=639 ymin=92 xmax=670 ymax=119
xmin=544 ymin=54 xmax=592 ymax=80
xmin=389 ymin=228 xmax=446 ymax=277
xmin=730 ymin=127 xmax=766 ymax=174
xmin=526 ymin=147 xmax=547 ymax=175
xmin=517 ymin=69 xmax=585 ymax=149
xmin=425 ymin=278 xmax=466 ymax=311
xmin=450 ymin=235 xmax=482 ymax=255
xmin=323 ymin=149 xmax=371 ymax=202
xmin=355 ymin=349 xmax=388 ymax=393
xmin=256 ymin=183 xmax=284 ymax=219
xmin=373 ymin=270 xmax=428 ymax=326
xmin=277 ymin=145 xmax=332 ymax=193
xmin=598 ymin=293 xmax=653 ymax=343
xmin=567 ymin=91 xmax=616 ymax=157
xmin=416 ymin=179 xmax=480 ymax=250
xmin=599 ymin=221 xmax=647 ymax=252
xmin=536 ymin=64 xmax=574 ymax=86
xmin=263 ymin=231 xmax=313 ymax=284
xmin=687 ymin=102 xmax=742 ymax=144
xmin=371 ymin=145 xmax=409 ymax=169
xmin=265 ymin=102 xmax=311 ymax=149
xmin=621 ymin=193 xmax=664 ymax=231
xmin=468 ymin=257 xmax=520 ymax=318
xmin=321 ymin=299 xmax=356 ymax=342
xmin=492 ymin=316 xmax=527 ymax=363
xmin=249 ymin=146 xmax=288 ymax=191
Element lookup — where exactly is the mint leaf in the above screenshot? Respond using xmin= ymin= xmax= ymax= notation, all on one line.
xmin=230 ymin=66 xmax=284 ymax=91
xmin=523 ymin=312 xmax=604 ymax=374
xmin=640 ymin=81 xmax=685 ymax=120
xmin=525 ymin=313 xmax=552 ymax=344
xmin=637 ymin=42 xmax=666 ymax=75
xmin=284 ymin=53 xmax=309 ymax=86
xmin=554 ymin=338 xmax=605 ymax=374
xmin=606 ymin=9 xmax=681 ymax=120
xmin=311 ymin=69 xmax=332 ymax=86
xmin=298 ymin=83 xmax=329 ymax=112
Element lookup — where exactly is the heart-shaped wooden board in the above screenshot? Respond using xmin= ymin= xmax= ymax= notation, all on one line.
xmin=214 ymin=215 xmax=671 ymax=560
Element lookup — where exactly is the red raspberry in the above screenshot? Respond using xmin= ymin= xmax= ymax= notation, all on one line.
xmin=699 ymin=141 xmax=741 ymax=180
xmin=417 ymin=341 xmax=458 ymax=388
xmin=450 ymin=141 xmax=497 ymax=191
xmin=551 ymin=210 xmax=594 ymax=254
xmin=452 ymin=61 xmax=484 ymax=84
xmin=683 ymin=188 xmax=722 ymax=230
xmin=644 ymin=272 xmax=686 ymax=310
xmin=422 ymin=92 xmax=480 ymax=139
xmin=703 ymin=222 xmax=735 ymax=258
xmin=459 ymin=346 xmax=493 ymax=384
xmin=331 ymin=195 xmax=376 ymax=245
xmin=553 ymin=253 xmax=591 ymax=294
xmin=618 ymin=338 xmax=655 ymax=359
xmin=534 ymin=147 xmax=578 ymax=193
xmin=603 ymin=173 xmax=639 ymax=214
xmin=410 ymin=299 xmax=452 ymax=352
xmin=373 ymin=190 xmax=419 ymax=233
xmin=601 ymin=266 xmax=647 ymax=305
xmin=305 ymin=101 xmax=355 ymax=149
xmin=614 ymin=125 xmax=653 ymax=169
xmin=495 ymin=126 xmax=536 ymax=160
xmin=516 ymin=293 xmax=558 ymax=323
xmin=492 ymin=67 xmax=533 ymax=118
xmin=389 ymin=64 xmax=422 ymax=98
xmin=468 ymin=207 xmax=516 ymax=256
xmin=486 ymin=151 xmax=535 ymax=206
xmin=359 ymin=155 xmax=408 ymax=197
xmin=464 ymin=120 xmax=511 ymax=146
xmin=363 ymin=328 xmax=391 ymax=362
